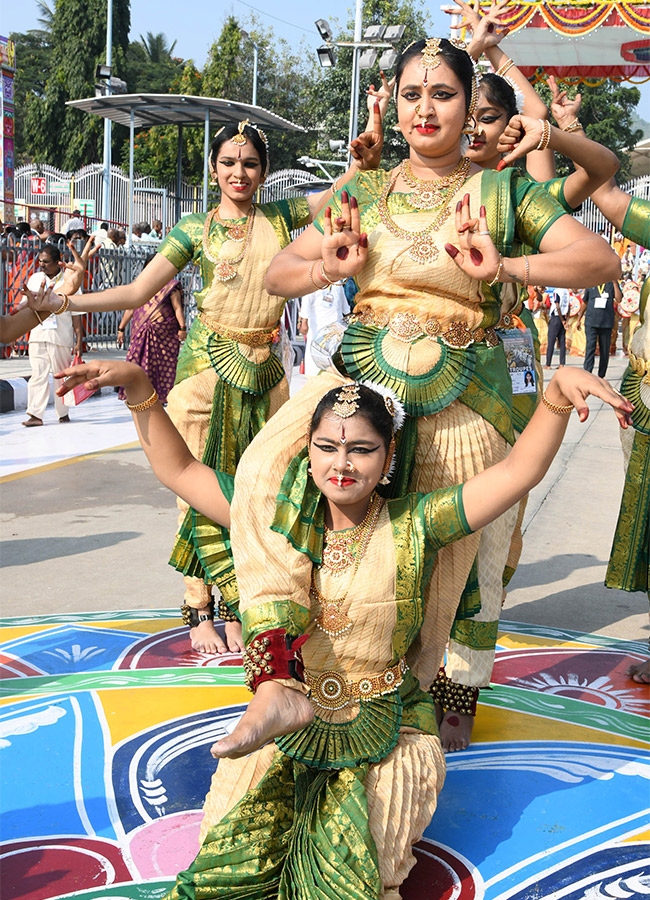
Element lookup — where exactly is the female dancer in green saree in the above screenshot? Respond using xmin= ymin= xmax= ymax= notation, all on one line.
xmin=55 ymin=354 xmax=631 ymax=900
xmin=230 ymin=36 xmax=620 ymax=755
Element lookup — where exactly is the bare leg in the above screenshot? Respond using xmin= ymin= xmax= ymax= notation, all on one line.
xmin=210 ymin=680 xmax=314 ymax=760
xmin=225 ymin=620 xmax=244 ymax=652
xmin=440 ymin=712 xmax=474 ymax=753
xmin=191 ymin=620 xmax=227 ymax=654
xmin=627 ymin=659 xmax=650 ymax=684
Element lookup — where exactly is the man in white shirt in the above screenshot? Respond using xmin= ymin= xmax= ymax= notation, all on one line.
xmin=64 ymin=210 xmax=85 ymax=235
xmin=299 ymin=284 xmax=350 ymax=376
xmin=544 ymin=286 xmax=570 ymax=369
xmin=23 ymin=246 xmax=83 ymax=426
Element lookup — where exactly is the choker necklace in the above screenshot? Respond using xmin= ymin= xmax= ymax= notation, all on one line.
xmin=400 ymin=157 xmax=471 ymax=210
xmin=313 ymin=492 xmax=384 ymax=637
xmin=203 ymin=205 xmax=256 ymax=282
xmin=213 ymin=206 xmax=251 ymax=242
xmin=377 ymin=159 xmax=470 ymax=265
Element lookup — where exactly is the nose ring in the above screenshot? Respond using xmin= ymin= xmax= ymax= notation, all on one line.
xmin=414 ymin=103 xmax=421 ymax=115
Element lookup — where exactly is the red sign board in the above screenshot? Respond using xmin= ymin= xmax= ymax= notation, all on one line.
xmin=31 ymin=177 xmax=46 ymax=195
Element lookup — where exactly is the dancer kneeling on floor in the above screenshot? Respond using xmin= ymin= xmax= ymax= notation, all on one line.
xmin=56 ymin=358 xmax=632 ymax=900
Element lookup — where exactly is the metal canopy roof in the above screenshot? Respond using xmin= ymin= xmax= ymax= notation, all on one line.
xmin=65 ymin=94 xmax=305 ymax=132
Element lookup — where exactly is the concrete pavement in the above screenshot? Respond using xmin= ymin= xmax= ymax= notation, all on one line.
xmin=0 ymin=353 xmax=647 ymax=643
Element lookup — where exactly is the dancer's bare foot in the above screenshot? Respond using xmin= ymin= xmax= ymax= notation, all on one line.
xmin=225 ymin=620 xmax=244 ymax=652
xmin=440 ymin=711 xmax=474 ymax=753
xmin=210 ymin=680 xmax=314 ymax=760
xmin=190 ymin=619 xmax=227 ymax=654
xmin=627 ymin=659 xmax=650 ymax=684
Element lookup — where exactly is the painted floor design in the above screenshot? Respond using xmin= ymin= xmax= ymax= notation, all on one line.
xmin=1 ymin=612 xmax=648 ymax=900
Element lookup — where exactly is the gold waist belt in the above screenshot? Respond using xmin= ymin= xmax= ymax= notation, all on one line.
xmin=199 ymin=312 xmax=278 ymax=346
xmin=348 ymin=310 xmax=499 ymax=350
xmin=307 ymin=658 xmax=408 ymax=710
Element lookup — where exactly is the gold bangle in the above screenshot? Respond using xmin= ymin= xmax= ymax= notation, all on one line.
xmin=33 ymin=310 xmax=44 ymax=325
xmin=535 ymin=119 xmax=552 ymax=152
xmin=125 ymin=389 xmax=159 ymax=412
xmin=562 ymin=119 xmax=583 ymax=133
xmin=53 ymin=294 xmax=70 ymax=315
xmin=487 ymin=253 xmax=503 ymax=287
xmin=330 ymin=177 xmax=340 ymax=196
xmin=319 ymin=259 xmax=346 ymax=287
xmin=542 ymin=391 xmax=573 ymax=415
xmin=308 ymin=260 xmax=323 ymax=290
xmin=495 ymin=58 xmax=514 ymax=78
xmin=523 ymin=254 xmax=530 ymax=291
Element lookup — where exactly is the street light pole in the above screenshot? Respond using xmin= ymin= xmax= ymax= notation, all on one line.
xmin=102 ymin=0 xmax=113 ymax=222
xmin=347 ymin=0 xmax=363 ymax=153
xmin=252 ymin=42 xmax=258 ymax=106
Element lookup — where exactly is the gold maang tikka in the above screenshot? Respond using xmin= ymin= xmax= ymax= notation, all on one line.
xmin=232 ymin=119 xmax=250 ymax=146
xmin=420 ymin=37 xmax=442 ymax=87
xmin=332 ymin=383 xmax=361 ymax=419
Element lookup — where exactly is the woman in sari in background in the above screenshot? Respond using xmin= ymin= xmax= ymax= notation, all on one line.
xmin=117 ymin=259 xmax=186 ymax=404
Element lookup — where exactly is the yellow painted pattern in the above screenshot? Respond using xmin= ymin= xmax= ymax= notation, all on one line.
xmin=474 ymin=706 xmax=649 ymax=749
xmin=622 ymin=831 xmax=650 ymax=842
xmin=99 ymin=685 xmax=251 ymax=745
xmin=497 ymin=633 xmax=598 ymax=651
xmin=0 ymin=441 xmax=139 ymax=483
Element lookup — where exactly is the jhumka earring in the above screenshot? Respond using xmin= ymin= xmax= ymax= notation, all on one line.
xmin=379 ymin=437 xmax=397 ymax=485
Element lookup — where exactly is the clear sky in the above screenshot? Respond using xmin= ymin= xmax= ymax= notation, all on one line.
xmin=3 ymin=0 xmax=648 ymax=113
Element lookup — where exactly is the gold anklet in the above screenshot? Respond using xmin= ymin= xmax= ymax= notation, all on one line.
xmin=542 ymin=391 xmax=573 ymax=415
xmin=125 ymin=389 xmax=159 ymax=412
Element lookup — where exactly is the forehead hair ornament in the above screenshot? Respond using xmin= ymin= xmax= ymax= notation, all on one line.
xmin=420 ymin=37 xmax=442 ymax=87
xmin=232 ymin=119 xmax=250 ymax=146
xmin=332 ymin=383 xmax=361 ymax=419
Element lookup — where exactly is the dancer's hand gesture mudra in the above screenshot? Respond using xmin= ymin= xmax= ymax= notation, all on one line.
xmin=320 ymin=189 xmax=369 ymax=282
xmin=444 ymin=193 xmax=501 ymax=284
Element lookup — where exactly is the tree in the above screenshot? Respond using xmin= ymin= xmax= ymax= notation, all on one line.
xmin=23 ymin=0 xmax=131 ymax=170
xmin=139 ymin=32 xmax=177 ymax=63
xmin=9 ymin=27 xmax=53 ymax=164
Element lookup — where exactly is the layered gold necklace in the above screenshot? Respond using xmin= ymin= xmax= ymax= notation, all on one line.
xmin=202 ymin=205 xmax=256 ymax=282
xmin=311 ymin=492 xmax=384 ymax=637
xmin=377 ymin=157 xmax=471 ymax=265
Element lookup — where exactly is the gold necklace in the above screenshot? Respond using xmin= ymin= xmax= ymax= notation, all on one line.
xmin=213 ymin=206 xmax=251 ymax=242
xmin=377 ymin=159 xmax=470 ymax=265
xmin=312 ymin=493 xmax=384 ymax=637
xmin=322 ymin=492 xmax=382 ymax=574
xmin=400 ymin=157 xmax=471 ymax=210
xmin=202 ymin=206 xmax=256 ymax=282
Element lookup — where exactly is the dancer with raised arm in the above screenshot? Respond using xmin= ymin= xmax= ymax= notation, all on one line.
xmin=22 ymin=117 xmax=383 ymax=655
xmin=230 ymin=35 xmax=620 ymax=759
xmin=55 ymin=354 xmax=631 ymax=900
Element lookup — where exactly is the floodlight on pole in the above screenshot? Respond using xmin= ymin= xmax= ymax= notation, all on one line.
xmin=101 ymin=0 xmax=112 ymax=222
xmin=359 ymin=48 xmax=379 ymax=69
xmin=317 ymin=45 xmax=337 ymax=68
xmin=378 ymin=48 xmax=399 ymax=69
xmin=315 ymin=19 xmax=333 ymax=42
xmin=383 ymin=24 xmax=406 ymax=42
xmin=363 ymin=24 xmax=386 ymax=40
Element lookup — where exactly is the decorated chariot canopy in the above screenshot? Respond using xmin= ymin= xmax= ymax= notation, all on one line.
xmin=486 ymin=1 xmax=650 ymax=84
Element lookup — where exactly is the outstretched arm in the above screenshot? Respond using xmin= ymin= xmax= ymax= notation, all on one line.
xmin=54 ymin=359 xmax=232 ymax=527
xmin=0 ymin=307 xmax=43 ymax=345
xmin=21 ymin=252 xmax=179 ymax=316
xmin=462 ymin=367 xmax=633 ymax=531
xmin=590 ymin=178 xmax=632 ymax=232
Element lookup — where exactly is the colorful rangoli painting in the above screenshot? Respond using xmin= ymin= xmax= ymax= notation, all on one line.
xmin=1 ymin=611 xmax=648 ymax=900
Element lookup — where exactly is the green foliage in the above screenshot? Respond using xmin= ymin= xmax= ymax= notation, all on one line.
xmin=9 ymin=29 xmax=53 ymax=164
xmin=535 ymin=77 xmax=642 ymax=183
xmin=21 ymin=0 xmax=131 ymax=170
